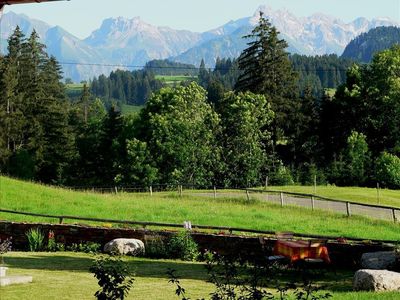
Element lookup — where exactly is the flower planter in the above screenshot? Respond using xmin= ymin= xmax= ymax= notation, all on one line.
xmin=0 ymin=266 xmax=8 ymax=277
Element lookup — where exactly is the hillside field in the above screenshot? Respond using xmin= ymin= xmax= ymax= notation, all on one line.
xmin=0 ymin=176 xmax=399 ymax=241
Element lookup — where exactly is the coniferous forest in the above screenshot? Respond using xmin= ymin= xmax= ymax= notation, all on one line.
xmin=1 ymin=17 xmax=399 ymax=189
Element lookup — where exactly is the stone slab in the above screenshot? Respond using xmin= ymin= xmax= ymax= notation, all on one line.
xmin=0 ymin=275 xmax=33 ymax=287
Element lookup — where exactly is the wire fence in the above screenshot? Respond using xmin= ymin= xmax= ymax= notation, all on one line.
xmin=66 ymin=184 xmax=400 ymax=223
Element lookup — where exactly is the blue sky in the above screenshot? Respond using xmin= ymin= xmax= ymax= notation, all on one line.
xmin=4 ymin=0 xmax=400 ymax=39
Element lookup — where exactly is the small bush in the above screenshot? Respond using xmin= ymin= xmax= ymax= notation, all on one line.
xmin=270 ymin=165 xmax=294 ymax=186
xmin=145 ymin=236 xmax=168 ymax=259
xmin=67 ymin=242 xmax=101 ymax=253
xmin=26 ymin=228 xmax=45 ymax=252
xmin=90 ymin=255 xmax=134 ymax=300
xmin=167 ymin=231 xmax=200 ymax=261
xmin=0 ymin=237 xmax=12 ymax=265
xmin=375 ymin=152 xmax=400 ymax=189
xmin=47 ymin=230 xmax=56 ymax=252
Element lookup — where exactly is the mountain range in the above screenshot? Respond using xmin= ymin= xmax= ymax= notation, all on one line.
xmin=1 ymin=5 xmax=398 ymax=81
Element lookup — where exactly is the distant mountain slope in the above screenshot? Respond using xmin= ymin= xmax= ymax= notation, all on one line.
xmin=174 ymin=6 xmax=399 ymax=66
xmin=1 ymin=6 xmax=399 ymax=80
xmin=0 ymin=12 xmax=112 ymax=81
xmin=341 ymin=26 xmax=400 ymax=62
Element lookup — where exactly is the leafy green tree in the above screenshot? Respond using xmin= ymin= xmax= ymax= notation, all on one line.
xmin=344 ymin=131 xmax=370 ymax=186
xmin=217 ymin=91 xmax=274 ymax=187
xmin=234 ymin=12 xmax=299 ymax=157
xmin=375 ymin=152 xmax=400 ymax=189
xmin=137 ymin=82 xmax=220 ymax=185
xmin=114 ymin=138 xmax=158 ymax=186
xmin=321 ymin=45 xmax=400 ymax=166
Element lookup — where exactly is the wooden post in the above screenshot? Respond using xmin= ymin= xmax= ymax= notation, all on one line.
xmin=179 ymin=185 xmax=183 ymax=197
xmin=313 ymin=175 xmax=317 ymax=194
xmin=346 ymin=202 xmax=351 ymax=217
xmin=213 ymin=186 xmax=217 ymax=199
xmin=114 ymin=186 xmax=118 ymax=194
xmin=392 ymin=209 xmax=397 ymax=223
xmin=280 ymin=192 xmax=284 ymax=207
xmin=149 ymin=185 xmax=153 ymax=196
xmin=59 ymin=217 xmax=64 ymax=224
xmin=265 ymin=176 xmax=269 ymax=190
xmin=311 ymin=196 xmax=315 ymax=210
xmin=246 ymin=189 xmax=250 ymax=201
xmin=377 ymin=183 xmax=380 ymax=204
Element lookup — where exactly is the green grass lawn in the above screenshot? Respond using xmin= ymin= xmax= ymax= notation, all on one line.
xmin=1 ymin=252 xmax=398 ymax=300
xmin=1 ymin=177 xmax=399 ymax=241
xmin=155 ymin=75 xmax=197 ymax=86
xmin=264 ymin=185 xmax=400 ymax=208
xmin=120 ymin=104 xmax=144 ymax=115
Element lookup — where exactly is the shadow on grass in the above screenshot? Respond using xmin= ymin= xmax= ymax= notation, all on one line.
xmin=3 ymin=253 xmax=354 ymax=292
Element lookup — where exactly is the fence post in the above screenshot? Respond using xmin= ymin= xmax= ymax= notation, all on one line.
xmin=392 ymin=209 xmax=397 ymax=223
xmin=311 ymin=196 xmax=315 ymax=211
xmin=346 ymin=202 xmax=351 ymax=217
xmin=265 ymin=176 xmax=269 ymax=190
xmin=246 ymin=189 xmax=250 ymax=201
xmin=149 ymin=186 xmax=153 ymax=196
xmin=377 ymin=183 xmax=380 ymax=204
xmin=179 ymin=185 xmax=183 ymax=197
xmin=280 ymin=192 xmax=284 ymax=207
xmin=59 ymin=217 xmax=64 ymax=224
xmin=114 ymin=186 xmax=118 ymax=194
xmin=214 ymin=186 xmax=217 ymax=199
xmin=313 ymin=175 xmax=317 ymax=194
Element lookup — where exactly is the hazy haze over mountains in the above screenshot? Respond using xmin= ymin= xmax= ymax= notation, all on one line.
xmin=1 ymin=5 xmax=398 ymax=81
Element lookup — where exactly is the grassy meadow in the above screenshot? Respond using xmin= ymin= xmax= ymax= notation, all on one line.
xmin=120 ymin=104 xmax=144 ymax=115
xmin=0 ymin=176 xmax=399 ymax=241
xmin=155 ymin=75 xmax=197 ymax=86
xmin=1 ymin=252 xmax=399 ymax=300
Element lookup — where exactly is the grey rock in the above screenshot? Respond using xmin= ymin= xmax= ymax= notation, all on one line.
xmin=104 ymin=238 xmax=145 ymax=256
xmin=361 ymin=251 xmax=396 ymax=269
xmin=353 ymin=269 xmax=400 ymax=291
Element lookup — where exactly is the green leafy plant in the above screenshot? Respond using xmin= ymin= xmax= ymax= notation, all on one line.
xmin=168 ymin=231 xmax=200 ymax=261
xmin=90 ymin=255 xmax=134 ymax=300
xmin=168 ymin=251 xmax=332 ymax=300
xmin=0 ymin=237 xmax=12 ymax=265
xmin=145 ymin=236 xmax=168 ymax=259
xmin=67 ymin=242 xmax=101 ymax=253
xmin=26 ymin=228 xmax=45 ymax=252
xmin=47 ymin=230 xmax=57 ymax=252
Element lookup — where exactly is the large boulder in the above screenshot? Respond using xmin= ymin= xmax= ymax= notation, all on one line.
xmin=104 ymin=238 xmax=145 ymax=256
xmin=361 ymin=251 xmax=396 ymax=269
xmin=353 ymin=269 xmax=400 ymax=291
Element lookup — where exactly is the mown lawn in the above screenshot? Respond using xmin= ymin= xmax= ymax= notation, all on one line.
xmin=155 ymin=75 xmax=197 ymax=86
xmin=264 ymin=185 xmax=400 ymax=208
xmin=1 ymin=252 xmax=398 ymax=300
xmin=120 ymin=104 xmax=144 ymax=115
xmin=1 ymin=177 xmax=399 ymax=241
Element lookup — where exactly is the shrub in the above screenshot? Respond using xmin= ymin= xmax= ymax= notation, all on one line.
xmin=0 ymin=237 xmax=12 ymax=265
xmin=90 ymin=255 xmax=134 ymax=300
xmin=67 ymin=242 xmax=101 ymax=253
xmin=270 ymin=165 xmax=294 ymax=186
xmin=26 ymin=228 xmax=45 ymax=252
xmin=168 ymin=251 xmax=332 ymax=300
xmin=145 ymin=236 xmax=168 ymax=259
xmin=47 ymin=230 xmax=56 ymax=252
xmin=375 ymin=152 xmax=400 ymax=188
xmin=167 ymin=231 xmax=200 ymax=261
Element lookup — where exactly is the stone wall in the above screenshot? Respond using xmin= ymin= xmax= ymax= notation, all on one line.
xmin=0 ymin=221 xmax=394 ymax=268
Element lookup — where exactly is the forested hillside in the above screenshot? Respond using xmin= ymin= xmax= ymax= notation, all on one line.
xmin=341 ymin=26 xmax=400 ymax=62
xmin=1 ymin=20 xmax=399 ymax=189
